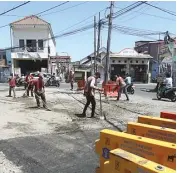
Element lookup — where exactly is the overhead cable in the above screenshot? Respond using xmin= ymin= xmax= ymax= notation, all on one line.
xmin=0 ymin=1 xmax=30 ymax=16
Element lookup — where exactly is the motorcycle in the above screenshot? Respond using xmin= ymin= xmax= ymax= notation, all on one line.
xmin=45 ymin=77 xmax=60 ymax=87
xmin=157 ymin=83 xmax=176 ymax=102
xmin=16 ymin=77 xmax=25 ymax=87
xmin=127 ymin=83 xmax=135 ymax=94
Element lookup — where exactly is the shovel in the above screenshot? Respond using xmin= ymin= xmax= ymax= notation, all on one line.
xmin=99 ymin=92 xmax=105 ymax=120
xmin=22 ymin=83 xmax=30 ymax=97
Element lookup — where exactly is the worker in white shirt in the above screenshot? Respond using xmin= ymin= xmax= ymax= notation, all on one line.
xmin=80 ymin=72 xmax=103 ymax=118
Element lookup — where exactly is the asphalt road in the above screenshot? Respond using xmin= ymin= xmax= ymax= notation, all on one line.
xmin=0 ymin=82 xmax=157 ymax=100
xmin=0 ymin=82 xmax=175 ymax=173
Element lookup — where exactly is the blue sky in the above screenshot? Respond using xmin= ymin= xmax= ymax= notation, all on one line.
xmin=0 ymin=1 xmax=176 ymax=61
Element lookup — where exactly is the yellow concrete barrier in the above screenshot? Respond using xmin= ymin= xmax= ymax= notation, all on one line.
xmin=106 ymin=148 xmax=175 ymax=173
xmin=127 ymin=122 xmax=176 ymax=143
xmin=95 ymin=129 xmax=176 ymax=171
xmin=138 ymin=116 xmax=176 ymax=129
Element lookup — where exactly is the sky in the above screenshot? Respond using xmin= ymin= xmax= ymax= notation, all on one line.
xmin=0 ymin=1 xmax=176 ymax=61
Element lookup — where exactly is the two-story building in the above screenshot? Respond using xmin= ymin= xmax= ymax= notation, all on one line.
xmin=10 ymin=15 xmax=56 ymax=76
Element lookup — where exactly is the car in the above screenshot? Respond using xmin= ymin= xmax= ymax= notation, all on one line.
xmin=30 ymin=72 xmax=51 ymax=84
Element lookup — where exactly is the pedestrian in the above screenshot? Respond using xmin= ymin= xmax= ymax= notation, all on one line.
xmin=7 ymin=73 xmax=16 ymax=98
xmin=116 ymin=74 xmax=129 ymax=101
xmin=69 ymin=69 xmax=74 ymax=90
xmin=33 ymin=74 xmax=47 ymax=109
xmin=27 ymin=74 xmax=34 ymax=97
xmin=80 ymin=72 xmax=103 ymax=118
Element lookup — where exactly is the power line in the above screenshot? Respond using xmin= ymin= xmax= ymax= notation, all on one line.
xmin=36 ymin=1 xmax=69 ymax=16
xmin=0 ymin=1 xmax=69 ymax=30
xmin=41 ymin=1 xmax=88 ymax=17
xmin=53 ymin=7 xmax=107 ymax=35
xmin=0 ymin=1 xmax=30 ymax=16
xmin=1 ymin=23 xmax=94 ymax=52
xmin=144 ymin=2 xmax=176 ymax=16
xmin=113 ymin=2 xmax=146 ymax=19
xmin=114 ymin=4 xmax=175 ymax=21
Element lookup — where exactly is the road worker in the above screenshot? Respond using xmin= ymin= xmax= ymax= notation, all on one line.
xmin=33 ymin=74 xmax=47 ymax=109
xmin=7 ymin=73 xmax=16 ymax=98
xmin=79 ymin=72 xmax=103 ymax=118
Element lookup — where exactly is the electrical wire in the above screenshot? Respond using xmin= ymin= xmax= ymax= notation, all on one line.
xmin=41 ymin=1 xmax=88 ymax=17
xmin=144 ymin=2 xmax=176 ymax=16
xmin=0 ymin=1 xmax=69 ymax=29
xmin=113 ymin=2 xmax=147 ymax=19
xmin=0 ymin=1 xmax=30 ymax=16
xmin=114 ymin=5 xmax=175 ymax=21
xmin=0 ymin=23 xmax=95 ymax=52
xmin=36 ymin=1 xmax=69 ymax=16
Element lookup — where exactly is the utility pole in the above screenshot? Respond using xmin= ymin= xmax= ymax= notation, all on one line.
xmin=96 ymin=12 xmax=101 ymax=73
xmin=105 ymin=1 xmax=114 ymax=83
xmin=94 ymin=15 xmax=97 ymax=74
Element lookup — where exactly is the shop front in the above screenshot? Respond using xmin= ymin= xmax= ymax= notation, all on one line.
xmin=109 ymin=48 xmax=152 ymax=83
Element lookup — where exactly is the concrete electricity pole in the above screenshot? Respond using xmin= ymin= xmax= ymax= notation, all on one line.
xmin=94 ymin=15 xmax=97 ymax=74
xmin=96 ymin=12 xmax=101 ymax=73
xmin=104 ymin=1 xmax=114 ymax=83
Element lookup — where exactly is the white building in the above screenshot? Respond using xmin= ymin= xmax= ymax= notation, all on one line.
xmin=105 ymin=48 xmax=153 ymax=83
xmin=10 ymin=15 xmax=56 ymax=76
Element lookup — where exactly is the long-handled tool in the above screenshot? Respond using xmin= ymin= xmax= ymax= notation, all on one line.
xmin=22 ymin=83 xmax=30 ymax=97
xmin=34 ymin=91 xmax=51 ymax=111
xmin=99 ymin=92 xmax=105 ymax=120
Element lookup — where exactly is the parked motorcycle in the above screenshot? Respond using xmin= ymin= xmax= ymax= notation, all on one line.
xmin=127 ymin=83 xmax=135 ymax=94
xmin=45 ymin=77 xmax=60 ymax=87
xmin=157 ymin=83 xmax=176 ymax=102
xmin=16 ymin=77 xmax=25 ymax=87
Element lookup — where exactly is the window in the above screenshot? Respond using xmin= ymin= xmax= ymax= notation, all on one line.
xmin=124 ymin=60 xmax=127 ymax=63
xmin=112 ymin=60 xmax=115 ymax=63
xmin=142 ymin=61 xmax=144 ymax=63
xmin=8 ymin=61 xmax=11 ymax=63
xmin=136 ymin=61 xmax=138 ymax=63
xmin=26 ymin=40 xmax=37 ymax=52
xmin=38 ymin=40 xmax=44 ymax=50
xmin=3 ymin=55 xmax=6 ymax=59
xmin=118 ymin=60 xmax=121 ymax=63
xmin=19 ymin=39 xmax=25 ymax=50
xmin=130 ymin=60 xmax=132 ymax=63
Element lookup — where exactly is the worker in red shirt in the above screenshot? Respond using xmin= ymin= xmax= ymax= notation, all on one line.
xmin=33 ymin=74 xmax=46 ymax=109
xmin=27 ymin=73 xmax=34 ymax=97
xmin=8 ymin=73 xmax=16 ymax=98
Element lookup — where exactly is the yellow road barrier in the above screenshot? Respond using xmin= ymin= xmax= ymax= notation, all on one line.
xmin=127 ymin=122 xmax=176 ymax=143
xmin=105 ymin=148 xmax=175 ymax=173
xmin=138 ymin=116 xmax=176 ymax=129
xmin=95 ymin=129 xmax=176 ymax=171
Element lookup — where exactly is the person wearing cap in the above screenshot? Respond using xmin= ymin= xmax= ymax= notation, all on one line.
xmin=80 ymin=72 xmax=103 ymax=118
xmin=33 ymin=74 xmax=46 ymax=108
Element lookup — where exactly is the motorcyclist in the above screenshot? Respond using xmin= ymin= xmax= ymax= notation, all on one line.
xmin=162 ymin=72 xmax=173 ymax=94
xmin=124 ymin=73 xmax=132 ymax=87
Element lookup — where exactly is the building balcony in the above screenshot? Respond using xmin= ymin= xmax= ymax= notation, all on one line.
xmin=11 ymin=47 xmax=44 ymax=53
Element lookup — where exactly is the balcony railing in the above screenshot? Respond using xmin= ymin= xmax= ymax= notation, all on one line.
xmin=11 ymin=47 xmax=44 ymax=53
